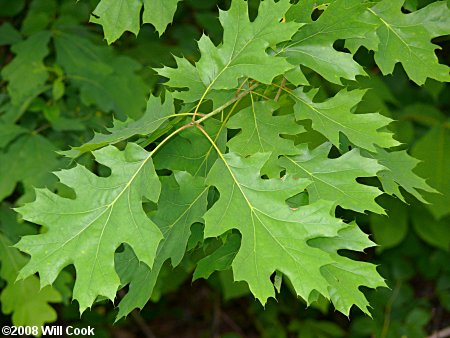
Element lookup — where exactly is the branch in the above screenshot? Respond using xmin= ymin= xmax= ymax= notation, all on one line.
xmin=131 ymin=310 xmax=158 ymax=338
xmin=428 ymin=327 xmax=450 ymax=338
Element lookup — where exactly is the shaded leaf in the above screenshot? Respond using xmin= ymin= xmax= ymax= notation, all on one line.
xmin=154 ymin=119 xmax=227 ymax=177
xmin=0 ymin=134 xmax=59 ymax=203
xmin=369 ymin=148 xmax=438 ymax=203
xmin=412 ymin=206 xmax=450 ymax=251
xmin=412 ymin=125 xmax=450 ymax=219
xmin=62 ymin=94 xmax=175 ymax=158
xmin=227 ymin=100 xmax=304 ymax=176
xmin=1 ymin=31 xmax=50 ymax=105
xmin=370 ymin=196 xmax=409 ymax=251
xmin=54 ymin=31 xmax=148 ymax=119
xmin=193 ymin=233 xmax=240 ymax=281
xmin=117 ymin=172 xmax=208 ymax=319
xmin=0 ymin=233 xmax=61 ymax=328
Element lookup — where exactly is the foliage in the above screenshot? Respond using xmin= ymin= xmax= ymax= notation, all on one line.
xmin=0 ymin=0 xmax=449 ymax=337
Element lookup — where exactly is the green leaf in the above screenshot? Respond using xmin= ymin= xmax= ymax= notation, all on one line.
xmin=0 ymin=133 xmax=59 ymax=203
xmin=280 ymin=143 xmax=385 ymax=214
xmin=369 ymin=148 xmax=438 ymax=203
xmin=364 ymin=0 xmax=450 ymax=85
xmin=412 ymin=206 xmax=450 ymax=251
xmin=90 ymin=0 xmax=181 ymax=44
xmin=52 ymin=78 xmax=65 ymax=101
xmin=0 ymin=233 xmax=61 ymax=327
xmin=281 ymin=0 xmax=371 ymax=84
xmin=289 ymin=88 xmax=400 ymax=151
xmin=308 ymin=223 xmax=386 ymax=316
xmin=219 ymin=269 xmax=250 ymax=300
xmin=54 ymin=31 xmax=148 ymax=119
xmin=0 ymin=121 xmax=27 ymax=148
xmin=142 ymin=0 xmax=182 ymax=36
xmin=117 ymin=171 xmax=208 ymax=319
xmin=227 ymin=100 xmax=304 ymax=176
xmin=0 ymin=23 xmax=22 ymax=46
xmin=154 ymin=119 xmax=227 ymax=177
xmin=0 ymin=0 xmax=25 ymax=16
xmin=412 ymin=125 xmax=450 ymax=219
xmin=193 ymin=233 xmax=241 ymax=281
xmin=61 ymin=94 xmax=175 ymax=158
xmin=370 ymin=196 xmax=408 ymax=251
xmin=158 ymin=0 xmax=301 ymax=102
xmin=289 ymin=319 xmax=345 ymax=338
xmin=90 ymin=0 xmax=142 ymax=44
xmin=15 ymin=143 xmax=163 ymax=313
xmin=204 ymin=152 xmax=382 ymax=312
xmin=21 ymin=0 xmax=57 ymax=36
xmin=0 ymin=204 xmax=35 ymax=243
xmin=1 ymin=31 xmax=51 ymax=105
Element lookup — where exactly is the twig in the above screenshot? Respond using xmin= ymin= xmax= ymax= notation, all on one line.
xmin=380 ymin=281 xmax=401 ymax=338
xmin=235 ymin=78 xmax=249 ymax=97
xmin=220 ymin=311 xmax=246 ymax=337
xmin=428 ymin=326 xmax=450 ymax=338
xmin=130 ymin=310 xmax=157 ymax=338
xmin=32 ymin=123 xmax=50 ymax=135
xmin=195 ymin=83 xmax=259 ymax=125
xmin=117 ymin=289 xmax=157 ymax=338
xmin=274 ymin=77 xmax=286 ymax=102
xmin=211 ymin=295 xmax=221 ymax=338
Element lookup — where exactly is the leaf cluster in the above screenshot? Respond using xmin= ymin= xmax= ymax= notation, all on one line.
xmin=0 ymin=0 xmax=449 ymax=336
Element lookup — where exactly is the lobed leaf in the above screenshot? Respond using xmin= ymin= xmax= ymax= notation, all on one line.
xmin=289 ymin=88 xmax=400 ymax=152
xmin=61 ymin=94 xmax=175 ymax=158
xmin=412 ymin=126 xmax=450 ymax=219
xmin=90 ymin=0 xmax=182 ymax=44
xmin=1 ymin=31 xmax=50 ymax=106
xmin=227 ymin=100 xmax=304 ymax=177
xmin=282 ymin=0 xmax=372 ymax=84
xmin=0 ymin=233 xmax=62 ymax=328
xmin=157 ymin=0 xmax=301 ymax=102
xmin=368 ymin=147 xmax=438 ymax=203
xmin=309 ymin=223 xmax=386 ymax=316
xmin=15 ymin=143 xmax=163 ymax=312
xmin=351 ymin=0 xmax=450 ymax=85
xmin=204 ymin=152 xmax=383 ymax=311
xmin=281 ymin=143 xmax=385 ymax=214
xmin=116 ymin=172 xmax=208 ymax=319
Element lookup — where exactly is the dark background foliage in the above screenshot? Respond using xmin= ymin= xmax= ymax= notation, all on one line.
xmin=0 ymin=0 xmax=449 ymax=337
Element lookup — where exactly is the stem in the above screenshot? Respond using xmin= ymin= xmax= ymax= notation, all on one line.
xmin=32 ymin=124 xmax=51 ymax=135
xmin=195 ymin=124 xmax=223 ymax=155
xmin=131 ymin=310 xmax=157 ymax=338
xmin=192 ymin=83 xmax=213 ymax=122
xmin=380 ymin=281 xmax=401 ymax=338
xmin=235 ymin=78 xmax=249 ymax=96
xmin=150 ymin=122 xmax=195 ymax=156
xmin=195 ymin=83 xmax=259 ymax=125
xmin=193 ymin=97 xmax=242 ymax=177
xmin=274 ymin=77 xmax=286 ymax=102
